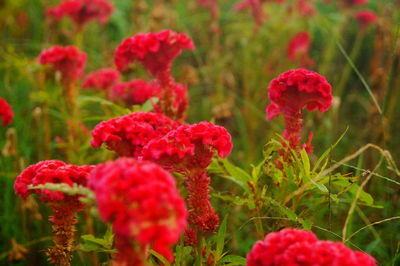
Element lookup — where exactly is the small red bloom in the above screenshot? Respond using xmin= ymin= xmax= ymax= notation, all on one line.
xmin=143 ymin=122 xmax=233 ymax=172
xmin=110 ymin=79 xmax=161 ymax=106
xmin=0 ymin=97 xmax=13 ymax=127
xmin=355 ymin=10 xmax=378 ymax=28
xmin=46 ymin=0 xmax=113 ymax=29
xmin=247 ymin=229 xmax=377 ymax=266
xmin=114 ymin=30 xmax=195 ymax=77
xmin=296 ymin=0 xmax=316 ymax=17
xmin=90 ymin=111 xmax=179 ymax=157
xmin=266 ymin=69 xmax=332 ymax=151
xmin=88 ymin=158 xmax=187 ymax=265
xmin=287 ymin=32 xmax=314 ymax=67
xmin=82 ymin=68 xmax=120 ymax=91
xmin=38 ymin=46 xmax=87 ymax=84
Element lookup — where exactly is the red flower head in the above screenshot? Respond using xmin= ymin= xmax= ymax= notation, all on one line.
xmin=91 ymin=111 xmax=179 ymax=157
xmin=14 ymin=160 xmax=93 ymax=203
xmin=46 ymin=0 xmax=113 ymax=29
xmin=38 ymin=46 xmax=87 ymax=84
xmin=287 ymin=32 xmax=314 ymax=67
xmin=355 ymin=10 xmax=378 ymax=28
xmin=110 ymin=79 xmax=161 ymax=106
xmin=0 ymin=97 xmax=14 ymax=127
xmin=296 ymin=0 xmax=316 ymax=17
xmin=88 ymin=158 xmax=187 ymax=265
xmin=114 ymin=30 xmax=195 ymax=77
xmin=247 ymin=229 xmax=377 ymax=266
xmin=143 ymin=122 xmax=233 ymax=172
xmin=266 ymin=69 xmax=332 ymax=151
xmin=82 ymin=68 xmax=120 ymax=91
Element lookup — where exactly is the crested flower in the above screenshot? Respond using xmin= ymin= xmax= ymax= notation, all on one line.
xmin=143 ymin=122 xmax=232 ymax=236
xmin=14 ymin=160 xmax=93 ymax=265
xmin=90 ymin=111 xmax=179 ymax=157
xmin=114 ymin=30 xmax=195 ymax=78
xmin=114 ymin=30 xmax=194 ymax=121
xmin=247 ymin=229 xmax=377 ymax=266
xmin=39 ymin=45 xmax=87 ymax=84
xmin=82 ymin=68 xmax=120 ymax=91
xmin=0 ymin=97 xmax=14 ymax=127
xmin=46 ymin=0 xmax=113 ymax=30
xmin=88 ymin=158 xmax=187 ymax=265
xmin=110 ymin=79 xmax=161 ymax=106
xmin=355 ymin=10 xmax=378 ymax=28
xmin=266 ymin=69 xmax=332 ymax=152
xmin=287 ymin=32 xmax=314 ymax=67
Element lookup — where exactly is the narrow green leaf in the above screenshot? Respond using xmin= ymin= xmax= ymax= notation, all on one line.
xmin=216 ymin=215 xmax=228 ymax=260
xmin=148 ymin=249 xmax=171 ymax=266
xmin=218 ymin=255 xmax=246 ymax=265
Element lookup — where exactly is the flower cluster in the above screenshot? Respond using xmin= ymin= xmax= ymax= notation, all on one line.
xmin=14 ymin=160 xmax=94 ymax=265
xmin=46 ymin=0 xmax=113 ymax=30
xmin=266 ymin=69 xmax=332 ymax=152
xmin=247 ymin=229 xmax=377 ymax=266
xmin=110 ymin=79 xmax=160 ymax=106
xmin=88 ymin=158 xmax=187 ymax=265
xmin=39 ymin=45 xmax=87 ymax=84
xmin=0 ymin=97 xmax=13 ymax=127
xmin=355 ymin=10 xmax=378 ymax=28
xmin=91 ymin=111 xmax=179 ymax=157
xmin=114 ymin=30 xmax=194 ymax=120
xmin=82 ymin=68 xmax=120 ymax=91
xmin=287 ymin=32 xmax=314 ymax=67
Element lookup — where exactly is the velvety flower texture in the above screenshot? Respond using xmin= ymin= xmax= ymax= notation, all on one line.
xmin=88 ymin=158 xmax=187 ymax=265
xmin=247 ymin=229 xmax=377 ymax=266
xmin=82 ymin=68 xmax=120 ymax=91
xmin=266 ymin=69 xmax=332 ymax=152
xmin=91 ymin=111 xmax=179 ymax=157
xmin=46 ymin=0 xmax=113 ymax=29
xmin=287 ymin=32 xmax=314 ymax=67
xmin=355 ymin=10 xmax=378 ymax=28
xmin=14 ymin=160 xmax=93 ymax=265
xmin=38 ymin=46 xmax=87 ymax=84
xmin=114 ymin=30 xmax=195 ymax=77
xmin=0 ymin=97 xmax=14 ymax=127
xmin=110 ymin=79 xmax=161 ymax=106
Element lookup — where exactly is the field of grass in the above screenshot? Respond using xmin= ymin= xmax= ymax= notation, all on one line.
xmin=1 ymin=0 xmax=400 ymax=265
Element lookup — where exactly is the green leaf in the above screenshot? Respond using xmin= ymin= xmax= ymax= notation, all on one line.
xmin=149 ymin=249 xmax=171 ymax=266
xmin=218 ymin=255 xmax=246 ymax=265
xmin=300 ymin=149 xmax=310 ymax=179
xmin=334 ymin=180 xmax=374 ymax=205
xmin=215 ymin=215 xmax=228 ymax=260
xmin=306 ymin=176 xmax=329 ymax=193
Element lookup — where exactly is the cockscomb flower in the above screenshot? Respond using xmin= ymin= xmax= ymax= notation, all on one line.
xmin=143 ymin=122 xmax=232 ymax=234
xmin=247 ymin=229 xmax=377 ymax=266
xmin=0 ymin=97 xmax=14 ymax=127
xmin=39 ymin=45 xmax=87 ymax=84
xmin=287 ymin=32 xmax=314 ymax=67
xmin=82 ymin=68 xmax=120 ymax=91
xmin=266 ymin=69 xmax=332 ymax=152
xmin=14 ymin=160 xmax=94 ymax=265
xmin=114 ymin=30 xmax=195 ymax=78
xmin=110 ymin=79 xmax=161 ymax=106
xmin=91 ymin=111 xmax=179 ymax=157
xmin=88 ymin=158 xmax=187 ymax=265
xmin=46 ymin=0 xmax=113 ymax=30
xmin=355 ymin=10 xmax=378 ymax=28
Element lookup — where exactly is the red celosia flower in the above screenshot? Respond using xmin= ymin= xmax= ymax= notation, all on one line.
xmin=114 ymin=30 xmax=195 ymax=78
xmin=266 ymin=69 xmax=332 ymax=152
xmin=46 ymin=0 xmax=113 ymax=29
xmin=88 ymin=158 xmax=187 ymax=265
xmin=82 ymin=68 xmax=120 ymax=91
xmin=0 ymin=97 xmax=13 ymax=127
xmin=247 ymin=229 xmax=377 ymax=266
xmin=110 ymin=79 xmax=161 ymax=106
xmin=91 ymin=111 xmax=179 ymax=157
xmin=39 ymin=46 xmax=87 ymax=84
xmin=287 ymin=32 xmax=314 ymax=67
xmin=296 ymin=0 xmax=316 ymax=17
xmin=355 ymin=10 xmax=378 ymax=28
xmin=143 ymin=122 xmax=232 ymax=233
xmin=143 ymin=122 xmax=232 ymax=172
xmin=14 ymin=160 xmax=94 ymax=265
